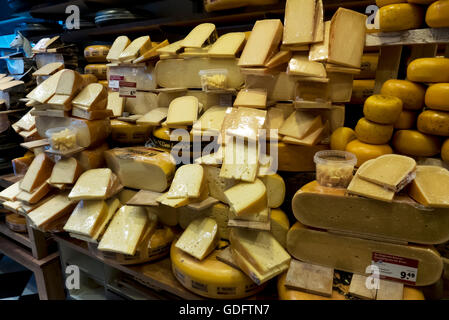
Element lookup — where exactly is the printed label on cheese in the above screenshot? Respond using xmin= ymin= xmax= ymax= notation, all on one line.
xmin=119 ymin=81 xmax=137 ymax=98
xmin=109 ymin=75 xmax=123 ymax=92
xmin=372 ymin=252 xmax=418 ymax=285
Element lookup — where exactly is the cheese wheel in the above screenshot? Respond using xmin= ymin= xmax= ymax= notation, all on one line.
xmin=425 ymin=0 xmax=449 ymax=28
xmin=379 ymin=3 xmax=424 ymax=32
xmin=363 ymin=95 xmax=403 ymax=124
xmin=407 ymin=58 xmax=449 ymax=83
xmin=408 ymin=0 xmax=436 ymax=3
xmin=355 ymin=117 xmax=394 ymax=144
xmin=442 ymin=138 xmax=449 ymax=163
xmin=380 ymin=79 xmax=425 ymax=111
xmin=5 ymin=213 xmax=27 ymax=233
xmin=277 ymin=272 xmax=425 ymax=300
xmin=376 ymin=0 xmax=406 ymax=7
xmin=417 ymin=110 xmax=449 ymax=136
xmin=345 ymin=139 xmax=393 ymax=167
xmin=425 ymin=83 xmax=449 ymax=111
xmin=356 ymin=54 xmax=379 ymax=79
xmin=84 ymin=45 xmax=110 ymax=63
xmin=110 ymin=120 xmax=152 ymax=144
xmin=170 ymin=244 xmax=264 ymax=299
xmin=394 ymin=110 xmax=417 ymax=129
xmin=393 ymin=129 xmax=441 ymax=156
xmin=84 ymin=64 xmax=107 ymax=80
xmin=351 ymin=80 xmax=374 ymax=104
xmin=330 ymin=127 xmax=357 ymax=151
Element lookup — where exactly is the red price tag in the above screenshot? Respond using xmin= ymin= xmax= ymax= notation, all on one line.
xmin=119 ymin=81 xmax=137 ymax=98
xmin=372 ymin=252 xmax=418 ymax=285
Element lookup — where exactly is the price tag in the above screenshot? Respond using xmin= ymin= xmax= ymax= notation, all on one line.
xmin=372 ymin=252 xmax=418 ymax=285
xmin=119 ymin=81 xmax=137 ymax=98
xmin=109 ymin=75 xmax=123 ymax=92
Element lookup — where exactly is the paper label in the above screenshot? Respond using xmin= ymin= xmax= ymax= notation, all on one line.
xmin=109 ymin=75 xmax=123 ymax=92
xmin=372 ymin=252 xmax=418 ymax=285
xmin=119 ymin=81 xmax=137 ymax=98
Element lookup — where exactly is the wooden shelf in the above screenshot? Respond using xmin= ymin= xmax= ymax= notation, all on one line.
xmin=366 ymin=28 xmax=449 ymax=47
xmin=0 ymin=173 xmax=21 ymax=189
xmin=0 ymin=220 xmax=31 ymax=249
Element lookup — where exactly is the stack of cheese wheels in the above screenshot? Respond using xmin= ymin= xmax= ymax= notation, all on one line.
xmin=84 ymin=45 xmax=110 ymax=82
xmin=425 ymin=0 xmax=449 ymax=28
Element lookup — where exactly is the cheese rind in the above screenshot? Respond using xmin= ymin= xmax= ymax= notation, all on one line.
xmin=425 ymin=83 xmax=449 ymax=111
xmin=355 ymin=117 xmax=393 ymax=145
xmin=20 ymin=153 xmax=54 ymax=193
xmin=409 ymin=166 xmax=449 ymax=208
xmin=261 ymin=174 xmax=286 ymax=208
xmin=118 ymin=36 xmax=151 ymax=63
xmin=392 ymin=130 xmax=441 ymax=157
xmin=175 ymin=217 xmax=218 ymax=260
xmin=426 ymin=0 xmax=449 ymax=28
xmin=330 ymin=127 xmax=356 ymax=151
xmin=363 ymin=95 xmax=403 ymax=125
xmin=224 ymin=179 xmax=267 ymax=216
xmin=270 ymin=209 xmax=290 ymax=248
xmin=380 ymin=79 xmax=425 ymax=111
xmin=417 ymin=110 xmax=449 ymax=136
xmin=407 ymin=58 xmax=449 ymax=83
xmin=379 ymin=3 xmax=424 ymax=32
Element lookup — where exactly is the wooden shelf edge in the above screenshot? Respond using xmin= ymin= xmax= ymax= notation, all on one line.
xmin=366 ymin=28 xmax=449 ymax=47
xmin=0 ymin=221 xmax=31 ymax=249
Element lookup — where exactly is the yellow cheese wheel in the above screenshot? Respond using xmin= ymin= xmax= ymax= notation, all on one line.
xmin=355 ymin=117 xmax=394 ymax=144
xmin=380 ymin=79 xmax=425 ymax=110
xmin=394 ymin=110 xmax=417 ymax=129
xmin=110 ymin=120 xmax=152 ymax=144
xmin=407 ymin=58 xmax=449 ymax=83
xmin=417 ymin=110 xmax=449 ymax=136
xmin=5 ymin=213 xmax=27 ymax=233
xmin=356 ymin=54 xmax=379 ymax=79
xmin=363 ymin=94 xmax=403 ymax=124
xmin=80 ymin=74 xmax=98 ymax=87
xmin=425 ymin=83 xmax=449 ymax=111
xmin=393 ymin=129 xmax=441 ymax=156
xmin=425 ymin=0 xmax=449 ymax=28
xmin=84 ymin=64 xmax=107 ymax=80
xmin=409 ymin=0 xmax=436 ymax=3
xmin=376 ymin=0 xmax=406 ymax=6
xmin=345 ymin=139 xmax=393 ymax=167
xmin=330 ymin=127 xmax=357 ymax=151
xmin=351 ymin=80 xmax=375 ymax=104
xmin=84 ymin=45 xmax=110 ymax=63
xmin=442 ymin=138 xmax=449 ymax=162
xmin=379 ymin=3 xmax=424 ymax=32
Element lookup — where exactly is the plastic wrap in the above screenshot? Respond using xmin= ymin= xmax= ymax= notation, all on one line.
xmin=166 ymin=164 xmax=204 ymax=199
xmin=199 ymin=69 xmax=228 ymax=91
xmin=287 ymin=55 xmax=327 ymax=78
xmin=314 ymin=150 xmax=357 ymax=188
xmin=225 ymin=107 xmax=267 ymax=142
xmin=245 ymin=72 xmax=296 ymax=101
xmin=295 ymin=81 xmax=330 ymax=104
xmin=46 ymin=127 xmax=78 ymax=152
xmin=107 ymin=63 xmax=156 ymax=91
xmin=68 ymin=168 xmax=123 ymax=201
xmin=63 ymin=200 xmax=108 ymax=237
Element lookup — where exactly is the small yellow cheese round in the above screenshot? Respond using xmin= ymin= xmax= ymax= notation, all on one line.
xmin=380 ymin=79 xmax=425 ymax=110
xmin=379 ymin=3 xmax=424 ymax=32
xmin=355 ymin=117 xmax=394 ymax=145
xmin=84 ymin=45 xmax=110 ymax=63
xmin=408 ymin=0 xmax=436 ymax=3
xmin=363 ymin=94 xmax=403 ymax=124
xmin=425 ymin=0 xmax=449 ymax=28
xmin=407 ymin=58 xmax=449 ymax=83
xmin=392 ymin=129 xmax=441 ymax=156
xmin=84 ymin=64 xmax=107 ymax=80
xmin=425 ymin=83 xmax=449 ymax=111
xmin=330 ymin=127 xmax=357 ymax=151
xmin=442 ymin=138 xmax=449 ymax=163
xmin=394 ymin=110 xmax=417 ymax=129
xmin=376 ymin=0 xmax=406 ymax=7
xmin=417 ymin=110 xmax=449 ymax=136
xmin=345 ymin=139 xmax=393 ymax=167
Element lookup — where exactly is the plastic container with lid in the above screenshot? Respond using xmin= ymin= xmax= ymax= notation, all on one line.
xmin=314 ymin=150 xmax=357 ymax=188
xmin=46 ymin=127 xmax=79 ymax=152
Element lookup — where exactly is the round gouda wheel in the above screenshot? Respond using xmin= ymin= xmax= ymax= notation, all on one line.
xmin=345 ymin=139 xmax=393 ymax=167
xmin=417 ymin=110 xmax=449 ymax=136
xmin=363 ymin=94 xmax=403 ymax=124
xmin=442 ymin=139 xmax=449 ymax=163
xmin=84 ymin=45 xmax=110 ymax=63
xmin=392 ymin=129 xmax=441 ymax=156
xmin=376 ymin=0 xmax=406 ymax=7
xmin=408 ymin=0 xmax=436 ymax=3
xmin=351 ymin=80 xmax=375 ymax=104
xmin=425 ymin=0 xmax=449 ymax=28
xmin=394 ymin=110 xmax=417 ymax=129
xmin=425 ymin=83 xmax=449 ymax=111
xmin=355 ymin=117 xmax=393 ymax=145
xmin=84 ymin=64 xmax=107 ymax=80
xmin=407 ymin=58 xmax=449 ymax=83
xmin=330 ymin=127 xmax=357 ymax=151
xmin=380 ymin=79 xmax=425 ymax=110
xmin=379 ymin=3 xmax=424 ymax=32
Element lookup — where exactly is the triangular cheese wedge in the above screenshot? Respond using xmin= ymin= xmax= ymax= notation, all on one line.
xmin=409 ymin=166 xmax=449 ymax=208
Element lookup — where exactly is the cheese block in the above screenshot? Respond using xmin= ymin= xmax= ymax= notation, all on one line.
xmin=136 ymin=108 xmax=168 ymax=126
xmin=156 ymin=40 xmax=183 ymax=55
xmin=175 ymin=217 xmax=218 ymax=260
xmin=72 ymin=83 xmax=107 ymax=110
xmin=287 ymin=222 xmax=443 ymax=286
xmin=345 ymin=139 xmax=392 ymax=167
xmin=98 ymin=205 xmax=148 ymax=255
xmin=193 ymin=106 xmax=227 ymax=133
xmin=71 ymin=107 xmax=112 ymax=120
xmin=330 ymin=127 xmax=356 ymax=151
xmin=233 ymin=89 xmax=267 ymax=109
xmin=363 ymin=95 xmax=403 ymax=124
xmin=277 ymin=142 xmax=328 ymax=171
xmin=109 ymin=120 xmax=151 ymax=144
xmin=327 ymin=8 xmax=366 ymax=68
xmin=63 ymin=200 xmax=108 ymax=237
xmin=157 ymin=192 xmax=190 ymax=208
xmin=261 ymin=174 xmax=285 ymax=208
xmin=220 ymin=139 xmax=259 ymax=182
xmin=380 ymin=79 xmax=425 ymax=111
xmin=225 ymin=107 xmax=266 ymax=142
xmin=167 ymin=164 xmax=204 ymax=199
xmin=355 ymin=117 xmax=393 ymax=145
xmin=32 ymin=62 xmax=64 ymax=76
xmin=265 ymin=51 xmax=292 ymax=69
xmin=54 ymin=70 xmax=83 ymax=97
xmin=107 ymin=36 xmax=131 ymax=62
xmin=28 ymin=193 xmax=77 ymax=228
xmin=16 ymin=182 xmax=51 ymax=204
xmin=443 ymin=139 xmax=449 ymax=163
xmin=20 ymin=153 xmax=54 ymax=193
xmin=133 ymin=40 xmax=169 ymax=63
xmin=75 ymin=143 xmax=108 ymax=171
xmin=12 ymin=154 xmax=35 ymax=176
xmin=283 ymin=0 xmax=316 ymax=45
xmin=379 ymin=3 xmax=424 ymax=32
xmin=309 ymin=21 xmax=331 ymax=62
xmin=182 ymin=23 xmax=217 ymax=48
xmin=230 ymin=228 xmax=291 ymax=275
xmin=229 ymin=206 xmax=269 ymax=223
xmin=393 ymin=130 xmax=441 ymax=157
xmin=417 ymin=110 xmax=449 ymax=136
xmin=244 ymin=72 xmax=296 ymax=101
xmin=407 ymin=58 xmax=449 ymax=83
xmin=327 ymin=72 xmax=353 ymax=102
xmin=118 ymin=36 xmax=151 ymax=63
xmin=409 ymin=166 xmax=449 ymax=208
xmin=106 ymin=92 xmax=124 ymax=117
xmin=25 ymin=70 xmax=64 ymax=103
xmin=426 ymin=0 xmax=449 ymax=28
xmin=394 ymin=110 xmax=417 ymax=129
xmin=270 ymin=209 xmax=289 ymax=248
xmin=68 ymin=168 xmax=122 ymax=200
xmin=279 ymin=111 xmax=322 ymax=140
xmin=91 ymin=198 xmax=121 ymax=241
xmin=313 ymin=0 xmax=324 ymax=42
xmin=282 ymin=125 xmax=326 ymax=146
xmin=166 ymin=96 xmax=199 ymax=127
xmin=84 ymin=45 xmax=110 ymax=63
xmin=118 ymin=189 xmax=138 ymax=205
xmin=238 ymin=19 xmax=283 ymax=67
xmin=203 ymin=165 xmax=235 ymax=203
xmin=47 ymin=94 xmax=72 ymax=111
xmin=425 ymin=83 xmax=449 ymax=111
xmin=265 ymin=107 xmax=286 ymax=139
xmin=124 ymin=91 xmax=158 ymax=115
xmin=156 ymin=58 xmax=243 ymax=89
xmin=0 ymin=181 xmax=21 ymax=201
xmin=49 ymin=157 xmax=83 ymax=184
xmin=288 ymin=55 xmax=326 ymax=78
xmin=224 ymin=179 xmax=267 ymax=216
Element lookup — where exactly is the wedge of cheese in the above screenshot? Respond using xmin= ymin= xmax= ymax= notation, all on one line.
xmin=182 ymin=23 xmax=217 ymax=48
xmin=16 ymin=182 xmax=51 ymax=204
xmin=156 ymin=40 xmax=184 ymax=55
xmin=409 ymin=166 xmax=449 ymax=208
xmin=175 ymin=217 xmax=218 ymax=260
xmin=118 ymin=36 xmax=151 ymax=63
xmin=265 ymin=51 xmax=292 ymax=69
xmin=225 ymin=107 xmax=267 ymax=142
xmin=75 ymin=143 xmax=108 ymax=171
xmin=220 ymin=139 xmax=260 ymax=182
xmin=203 ymin=165 xmax=235 ymax=203
xmin=233 ymin=89 xmax=267 ymax=109
xmin=208 ymin=32 xmax=246 ymax=58
xmin=288 ymin=55 xmax=326 ymax=78
xmin=106 ymin=92 xmax=124 ymax=117
xmin=98 ymin=205 xmax=148 ymax=255
xmin=133 ymin=39 xmax=169 ymax=63
xmin=166 ymin=96 xmax=199 ymax=127
xmin=0 ymin=181 xmax=21 ymax=201
xmin=28 ymin=193 xmax=77 ymax=228
xmin=136 ymin=108 xmax=168 ymax=126
xmin=283 ymin=0 xmax=316 ymax=45
xmin=32 ymin=62 xmax=64 ymax=76
xmin=224 ymin=179 xmax=267 ymax=216
xmin=63 ymin=200 xmax=109 ymax=237
xmin=20 ymin=153 xmax=54 ymax=193
xmin=68 ymin=168 xmax=122 ymax=201
xmin=261 ymin=174 xmax=286 ymax=208
xmin=91 ymin=197 xmax=121 ymax=241
xmin=309 ymin=20 xmax=331 ymax=61
xmin=166 ymin=164 xmax=205 ymax=199
xmin=193 ymin=106 xmax=227 ymax=134
xmin=49 ymin=157 xmax=83 ymax=185
xmin=48 ymin=94 xmax=72 ymax=111
xmin=26 ymin=70 xmax=64 ymax=103
xmin=124 ymin=91 xmax=158 ymax=115
xmin=72 ymin=83 xmax=107 ymax=110
xmin=55 ymin=69 xmax=83 ymax=97
xmin=279 ymin=111 xmax=322 ymax=140
xmin=104 ymin=147 xmax=175 ymax=192
xmin=107 ymin=36 xmax=131 ymax=62
xmin=156 ymin=192 xmax=191 ymax=208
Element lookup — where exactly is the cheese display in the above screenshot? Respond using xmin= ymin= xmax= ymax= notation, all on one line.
xmin=409 ymin=166 xmax=449 ymax=208
xmin=355 ymin=118 xmax=393 ymax=145
xmin=20 ymin=153 xmax=54 ymax=193
xmin=392 ymin=130 xmax=441 ymax=157
xmin=175 ymin=217 xmax=218 ymax=260
xmin=68 ymin=168 xmax=122 ymax=200
xmin=378 ymin=3 xmax=424 ymax=32
xmin=417 ymin=110 xmax=449 ymax=136
xmin=49 ymin=157 xmax=83 ymax=185
xmin=407 ymin=58 xmax=449 ymax=83
xmin=425 ymin=0 xmax=449 ymax=28
xmin=107 ymin=36 xmax=131 ymax=62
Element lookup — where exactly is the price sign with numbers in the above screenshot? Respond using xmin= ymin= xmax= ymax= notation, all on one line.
xmin=119 ymin=81 xmax=137 ymax=98
xmin=372 ymin=252 xmax=418 ymax=285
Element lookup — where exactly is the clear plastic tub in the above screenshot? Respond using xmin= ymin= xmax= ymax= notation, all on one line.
xmin=199 ymin=69 xmax=228 ymax=91
xmin=46 ymin=127 xmax=79 ymax=152
xmin=314 ymin=150 xmax=357 ymax=188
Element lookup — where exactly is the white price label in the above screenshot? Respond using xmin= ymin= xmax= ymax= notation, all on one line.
xmin=119 ymin=81 xmax=137 ymax=98
xmin=109 ymin=75 xmax=123 ymax=92
xmin=372 ymin=252 xmax=418 ymax=285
